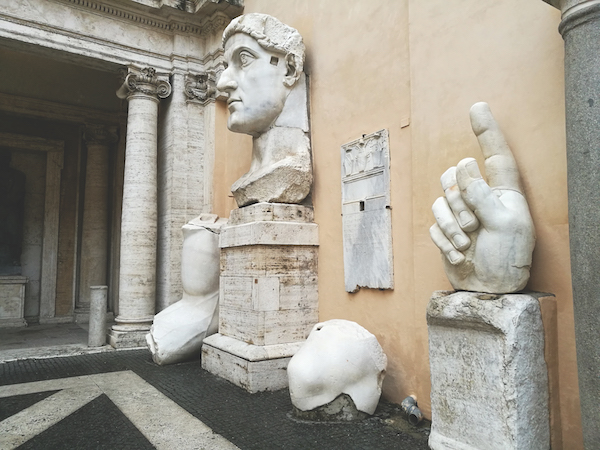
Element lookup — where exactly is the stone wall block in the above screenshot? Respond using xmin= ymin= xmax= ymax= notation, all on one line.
xmin=220 ymin=246 xmax=318 ymax=277
xmin=219 ymin=306 xmax=318 ymax=346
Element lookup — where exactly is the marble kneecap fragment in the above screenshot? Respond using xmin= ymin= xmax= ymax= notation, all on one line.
xmin=288 ymin=319 xmax=387 ymax=415
xmin=147 ymin=214 xmax=227 ymax=365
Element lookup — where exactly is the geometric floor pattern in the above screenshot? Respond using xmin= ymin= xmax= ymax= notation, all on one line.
xmin=15 ymin=394 xmax=155 ymax=450
xmin=0 ymin=349 xmax=430 ymax=449
xmin=0 ymin=371 xmax=238 ymax=450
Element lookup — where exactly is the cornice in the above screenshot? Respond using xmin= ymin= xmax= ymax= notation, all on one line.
xmin=59 ymin=0 xmax=237 ymax=37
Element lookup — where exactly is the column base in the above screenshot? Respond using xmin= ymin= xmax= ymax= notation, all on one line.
xmin=108 ymin=327 xmax=150 ymax=349
xmin=74 ymin=307 xmax=90 ymax=323
xmin=0 ymin=318 xmax=27 ymax=328
xmin=427 ymin=290 xmax=551 ymax=450
xmin=201 ymin=333 xmax=303 ymax=393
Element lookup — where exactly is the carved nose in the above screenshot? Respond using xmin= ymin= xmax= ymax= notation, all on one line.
xmin=216 ymin=71 xmax=237 ymax=92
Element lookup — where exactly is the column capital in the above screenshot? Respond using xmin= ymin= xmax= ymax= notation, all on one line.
xmin=542 ymin=0 xmax=600 ymax=17
xmin=116 ymin=66 xmax=172 ymax=101
xmin=184 ymin=72 xmax=217 ymax=104
xmin=557 ymin=0 xmax=600 ymax=35
xmin=83 ymin=124 xmax=119 ymax=146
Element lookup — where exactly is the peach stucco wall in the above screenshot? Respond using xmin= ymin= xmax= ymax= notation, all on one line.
xmin=212 ymin=1 xmax=582 ymax=447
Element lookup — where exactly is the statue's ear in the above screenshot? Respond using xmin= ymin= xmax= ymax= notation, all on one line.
xmin=283 ymin=53 xmax=300 ymax=87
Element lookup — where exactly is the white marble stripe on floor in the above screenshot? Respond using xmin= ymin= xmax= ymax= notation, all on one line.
xmin=93 ymin=371 xmax=239 ymax=450
xmin=0 ymin=371 xmax=239 ymax=450
xmin=0 ymin=374 xmax=102 ymax=397
xmin=0 ymin=386 xmax=103 ymax=449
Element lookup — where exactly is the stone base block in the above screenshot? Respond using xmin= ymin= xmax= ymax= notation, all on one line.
xmin=108 ymin=328 xmax=149 ymax=349
xmin=38 ymin=315 xmax=74 ymax=325
xmin=0 ymin=276 xmax=27 ymax=328
xmin=427 ymin=291 xmax=550 ymax=450
xmin=0 ymin=317 xmax=27 ymax=327
xmin=201 ymin=333 xmax=303 ymax=393
xmin=227 ymin=202 xmax=314 ymax=226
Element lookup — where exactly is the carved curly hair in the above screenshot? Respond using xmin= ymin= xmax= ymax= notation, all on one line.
xmin=223 ymin=13 xmax=305 ymax=75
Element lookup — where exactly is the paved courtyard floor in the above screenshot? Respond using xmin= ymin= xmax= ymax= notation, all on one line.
xmin=0 ymin=324 xmax=430 ymax=449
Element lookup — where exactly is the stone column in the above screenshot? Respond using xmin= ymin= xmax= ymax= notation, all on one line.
xmin=542 ymin=2 xmax=600 ymax=446
xmin=109 ymin=66 xmax=171 ymax=348
xmin=75 ymin=124 xmax=117 ymax=322
xmin=154 ymin=71 xmax=216 ymax=313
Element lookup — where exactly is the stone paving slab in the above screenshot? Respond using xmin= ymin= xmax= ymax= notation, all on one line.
xmin=0 ymin=349 xmax=430 ymax=449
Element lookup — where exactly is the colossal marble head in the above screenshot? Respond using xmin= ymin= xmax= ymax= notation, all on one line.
xmin=217 ymin=13 xmax=305 ymax=137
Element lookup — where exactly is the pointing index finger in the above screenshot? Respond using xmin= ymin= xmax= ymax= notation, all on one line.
xmin=470 ymin=102 xmax=523 ymax=192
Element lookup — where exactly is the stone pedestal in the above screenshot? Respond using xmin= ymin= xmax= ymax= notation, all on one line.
xmin=202 ymin=203 xmax=318 ymax=393
xmin=109 ymin=66 xmax=171 ymax=348
xmin=88 ymin=286 xmax=108 ymax=347
xmin=0 ymin=276 xmax=27 ymax=327
xmin=427 ymin=291 xmax=550 ymax=450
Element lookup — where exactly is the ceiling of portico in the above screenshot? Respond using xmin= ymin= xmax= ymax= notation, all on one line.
xmin=0 ymin=43 xmax=122 ymax=114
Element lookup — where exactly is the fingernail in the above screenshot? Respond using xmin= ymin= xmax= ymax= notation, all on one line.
xmin=448 ymin=250 xmax=464 ymax=264
xmin=466 ymin=160 xmax=482 ymax=179
xmin=459 ymin=210 xmax=474 ymax=226
xmin=453 ymin=234 xmax=469 ymax=249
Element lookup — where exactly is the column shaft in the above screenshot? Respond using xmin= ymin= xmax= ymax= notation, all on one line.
xmin=559 ymin=4 xmax=600 ymax=447
xmin=115 ymin=93 xmax=159 ymax=329
xmin=77 ymin=126 xmax=114 ymax=318
xmin=110 ymin=66 xmax=171 ymax=346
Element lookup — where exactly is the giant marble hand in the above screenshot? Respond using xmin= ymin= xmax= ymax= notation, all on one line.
xmin=430 ymin=102 xmax=535 ymax=294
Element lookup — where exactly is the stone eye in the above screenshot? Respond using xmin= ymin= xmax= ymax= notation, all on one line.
xmin=239 ymin=51 xmax=254 ymax=67
xmin=239 ymin=52 xmax=255 ymax=67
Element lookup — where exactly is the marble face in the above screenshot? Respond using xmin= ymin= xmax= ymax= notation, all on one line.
xmin=218 ymin=33 xmax=291 ymax=137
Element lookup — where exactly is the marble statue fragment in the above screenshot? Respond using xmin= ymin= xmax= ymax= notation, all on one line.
xmin=147 ymin=214 xmax=227 ymax=365
xmin=287 ymin=319 xmax=387 ymax=417
xmin=217 ymin=13 xmax=312 ymax=207
xmin=430 ymin=102 xmax=535 ymax=294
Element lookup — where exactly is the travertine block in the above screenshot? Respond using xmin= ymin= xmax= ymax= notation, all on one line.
xmin=202 ymin=333 xmax=303 ymax=393
xmin=221 ymin=246 xmax=318 ymax=277
xmin=427 ymin=290 xmax=550 ymax=450
xmin=228 ymin=202 xmax=314 ymax=225
xmin=202 ymin=205 xmax=319 ymax=392
xmin=0 ymin=276 xmax=27 ymax=327
xmin=108 ymin=329 xmax=148 ymax=349
xmin=219 ymin=275 xmax=317 ymax=311
xmin=220 ymin=221 xmax=318 ymax=247
xmin=219 ymin=306 xmax=318 ymax=346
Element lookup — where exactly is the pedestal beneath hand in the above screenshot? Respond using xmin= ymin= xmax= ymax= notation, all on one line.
xmin=427 ymin=291 xmax=550 ymax=450
xmin=202 ymin=203 xmax=319 ymax=392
